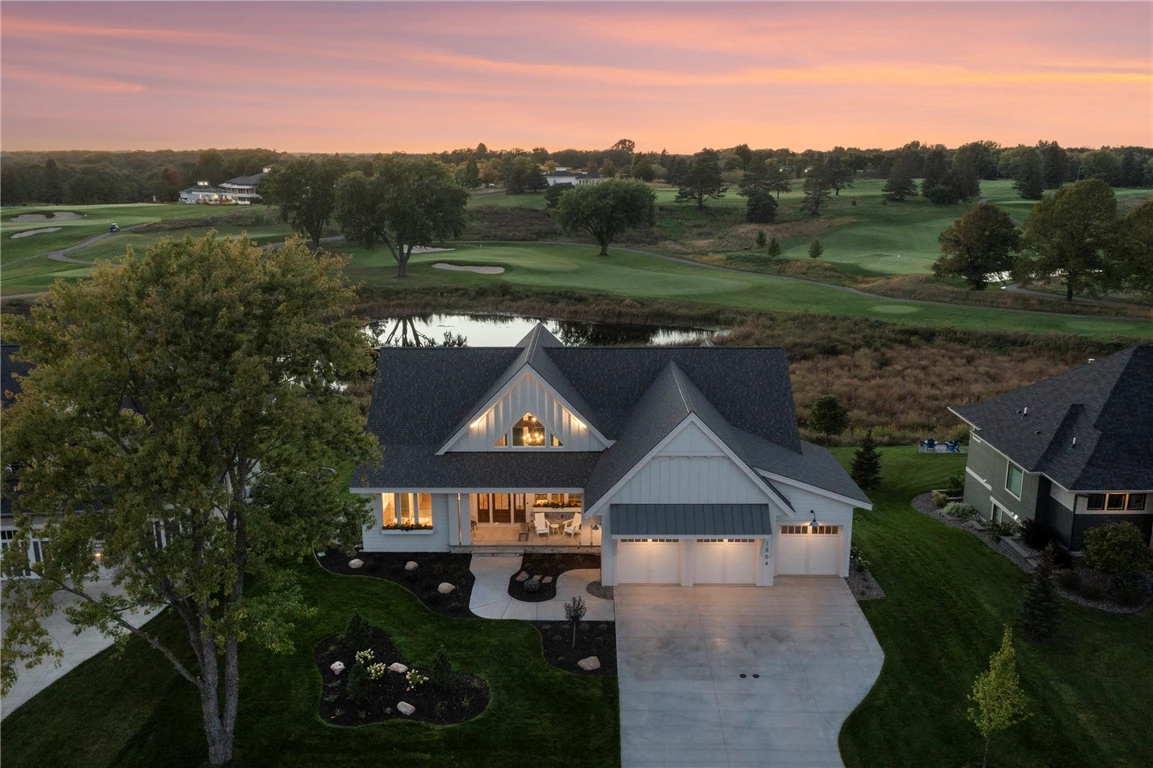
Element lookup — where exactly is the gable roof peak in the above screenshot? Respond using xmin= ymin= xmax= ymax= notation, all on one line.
xmin=515 ymin=322 xmax=563 ymax=352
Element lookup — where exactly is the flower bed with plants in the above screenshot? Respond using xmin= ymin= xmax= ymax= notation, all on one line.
xmin=319 ymin=549 xmax=476 ymax=618
xmin=315 ymin=613 xmax=490 ymax=727
xmin=507 ymin=552 xmax=601 ymax=603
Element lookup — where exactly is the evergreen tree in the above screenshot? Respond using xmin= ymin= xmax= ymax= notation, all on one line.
xmin=1018 ymin=551 xmax=1061 ymax=642
xmin=850 ymin=430 xmax=882 ymax=491
xmin=800 ymin=162 xmax=831 ymax=216
xmin=808 ymin=238 xmax=824 ymax=259
xmin=808 ymin=395 xmax=849 ymax=444
xmin=921 ymin=145 xmax=949 ymax=197
xmin=1013 ymin=149 xmax=1045 ymax=200
xmin=968 ymin=628 xmax=1031 ymax=768
xmin=883 ymin=155 xmax=917 ymax=201
xmin=1038 ymin=141 xmax=1067 ymax=189
xmin=675 ymin=148 xmax=728 ymax=210
xmin=755 ymin=230 xmax=767 ymax=249
xmin=745 ymin=189 xmax=778 ymax=223
xmin=766 ymin=235 xmax=782 ymax=259
xmin=764 ymin=160 xmax=793 ymax=199
xmin=825 ymin=152 xmax=854 ymax=195
xmin=454 ymin=158 xmax=481 ymax=188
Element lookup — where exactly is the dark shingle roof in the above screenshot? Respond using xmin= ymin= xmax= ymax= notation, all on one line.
xmin=951 ymin=346 xmax=1153 ymax=490
xmin=611 ymin=503 xmax=774 ymax=536
xmin=353 ymin=324 xmax=866 ymax=505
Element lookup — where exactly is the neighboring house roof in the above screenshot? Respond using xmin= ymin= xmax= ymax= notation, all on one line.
xmin=2 ymin=345 xmax=32 ymax=518
xmin=353 ymin=324 xmax=868 ymax=508
xmin=611 ymin=503 xmax=774 ymax=537
xmin=950 ymin=346 xmax=1153 ymax=491
xmin=220 ymin=171 xmax=268 ymax=187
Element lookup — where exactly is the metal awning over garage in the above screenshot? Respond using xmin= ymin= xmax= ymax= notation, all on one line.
xmin=610 ymin=504 xmax=773 ymax=538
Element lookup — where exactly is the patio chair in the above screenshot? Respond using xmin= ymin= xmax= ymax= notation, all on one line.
xmin=921 ymin=438 xmax=937 ymax=452
xmin=534 ymin=512 xmax=550 ymax=537
xmin=945 ymin=440 xmax=961 ymax=453
xmin=563 ymin=512 xmax=581 ymax=537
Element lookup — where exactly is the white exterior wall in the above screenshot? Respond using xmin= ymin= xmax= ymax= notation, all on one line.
xmin=447 ymin=372 xmax=605 ymax=452
xmin=359 ymin=492 xmax=454 ymax=552
xmin=610 ymin=456 xmax=768 ymax=504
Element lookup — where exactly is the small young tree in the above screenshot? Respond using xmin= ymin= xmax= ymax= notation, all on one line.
xmin=850 ymin=430 xmax=882 ymax=491
xmin=343 ymin=613 xmax=371 ymax=649
xmin=968 ymin=627 xmax=1031 ymax=768
xmin=347 ymin=661 xmax=371 ymax=705
xmin=554 ymin=178 xmax=656 ymax=256
xmin=808 ymin=239 xmax=824 ymax=259
xmin=808 ymin=395 xmax=849 ymax=444
xmin=565 ymin=596 xmax=587 ymax=649
xmin=428 ymin=646 xmax=454 ymax=691
xmin=755 ymin=230 xmax=767 ymax=249
xmin=1017 ymin=551 xmax=1061 ymax=642
xmin=766 ymin=235 xmax=782 ymax=259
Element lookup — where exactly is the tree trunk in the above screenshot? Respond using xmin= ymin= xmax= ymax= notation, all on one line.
xmin=982 ymin=733 xmax=991 ymax=768
xmin=1066 ymin=274 xmax=1074 ymax=302
xmin=697 ymin=192 xmax=704 ymax=211
xmin=598 ymin=242 xmax=609 ymax=256
xmin=196 ymin=635 xmax=239 ymax=766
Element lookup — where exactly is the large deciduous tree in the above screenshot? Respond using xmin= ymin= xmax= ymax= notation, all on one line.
xmin=882 ymin=154 xmax=917 ymax=201
xmin=934 ymin=203 xmax=1021 ymax=290
xmin=1116 ymin=199 xmax=1153 ymax=298
xmin=1012 ymin=149 xmax=1045 ymax=200
xmin=554 ymin=178 xmax=655 ymax=256
xmin=1016 ymin=178 xmax=1118 ymax=301
xmin=334 ymin=156 xmax=469 ymax=278
xmin=675 ymin=148 xmax=728 ymax=210
xmin=0 ymin=234 xmax=379 ymax=766
xmin=260 ymin=155 xmax=348 ymax=247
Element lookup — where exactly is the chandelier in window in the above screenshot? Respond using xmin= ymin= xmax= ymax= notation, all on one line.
xmin=513 ymin=413 xmax=546 ymax=446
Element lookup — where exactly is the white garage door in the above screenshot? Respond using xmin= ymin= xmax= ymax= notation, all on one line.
xmin=693 ymin=539 xmax=758 ymax=584
xmin=777 ymin=525 xmax=842 ymax=575
xmin=616 ymin=539 xmax=681 ymax=584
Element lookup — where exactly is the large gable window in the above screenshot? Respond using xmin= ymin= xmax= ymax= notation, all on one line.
xmin=513 ymin=413 xmax=546 ymax=446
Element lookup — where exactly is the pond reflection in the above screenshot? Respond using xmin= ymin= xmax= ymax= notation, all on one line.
xmin=365 ymin=314 xmax=723 ymax=348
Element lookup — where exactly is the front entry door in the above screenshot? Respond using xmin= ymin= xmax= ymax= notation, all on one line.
xmin=513 ymin=494 xmax=526 ymax=523
xmin=492 ymin=494 xmax=512 ymax=524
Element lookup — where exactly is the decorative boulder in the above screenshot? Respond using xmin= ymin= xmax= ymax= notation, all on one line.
xmin=515 ymin=571 xmax=530 ymax=582
xmin=388 ymin=662 xmax=408 ymax=674
xmin=348 ymin=558 xmax=364 ymax=569
xmin=577 ymin=656 xmax=601 ymax=672
xmin=404 ymin=561 xmax=419 ymax=572
xmin=330 ymin=661 xmax=346 ymax=675
xmin=438 ymin=582 xmax=456 ymax=594
xmin=542 ymin=576 xmax=553 ymax=584
xmin=397 ymin=701 xmax=416 ymax=716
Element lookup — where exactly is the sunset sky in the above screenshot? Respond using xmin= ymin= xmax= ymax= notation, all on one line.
xmin=2 ymin=1 xmax=1150 ymax=153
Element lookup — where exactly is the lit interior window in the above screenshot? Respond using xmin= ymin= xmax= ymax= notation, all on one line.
xmin=512 ymin=413 xmax=546 ymax=447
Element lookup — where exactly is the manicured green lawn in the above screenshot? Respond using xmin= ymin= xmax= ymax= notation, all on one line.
xmin=830 ymin=447 xmax=1153 ymax=768
xmin=345 ymin=243 xmax=1153 ymax=339
xmin=0 ymin=562 xmax=619 ymax=768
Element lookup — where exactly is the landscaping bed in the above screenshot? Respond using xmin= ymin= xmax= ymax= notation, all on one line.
xmin=315 ymin=620 xmax=490 ymax=727
xmin=507 ymin=552 xmax=601 ymax=602
xmin=320 ymin=549 xmax=476 ymax=617
xmin=529 ymin=620 xmax=617 ymax=676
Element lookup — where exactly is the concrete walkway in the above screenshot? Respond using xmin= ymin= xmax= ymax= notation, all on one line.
xmin=616 ymin=578 xmax=883 ymax=768
xmin=0 ymin=578 xmax=156 ymax=718
xmin=468 ymin=555 xmax=614 ymax=621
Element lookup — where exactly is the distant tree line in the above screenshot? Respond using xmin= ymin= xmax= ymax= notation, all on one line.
xmin=3 ymin=141 xmax=1149 ymax=208
xmin=1 ymin=148 xmax=281 ymax=206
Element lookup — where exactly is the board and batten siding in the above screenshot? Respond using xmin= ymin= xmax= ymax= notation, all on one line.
xmin=360 ymin=492 xmax=454 ymax=552
xmin=446 ymin=371 xmax=606 ymax=452
xmin=765 ymin=481 xmax=858 ymax=577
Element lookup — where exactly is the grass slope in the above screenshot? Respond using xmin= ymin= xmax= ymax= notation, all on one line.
xmin=831 ymin=447 xmax=1153 ymax=768
xmin=344 ymin=243 xmax=1153 ymax=339
xmin=0 ymin=562 xmax=619 ymax=768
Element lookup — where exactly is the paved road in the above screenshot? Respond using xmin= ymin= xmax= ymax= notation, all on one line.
xmin=616 ymin=578 xmax=883 ymax=768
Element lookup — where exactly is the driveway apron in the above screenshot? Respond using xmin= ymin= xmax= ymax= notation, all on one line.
xmin=616 ymin=577 xmax=883 ymax=768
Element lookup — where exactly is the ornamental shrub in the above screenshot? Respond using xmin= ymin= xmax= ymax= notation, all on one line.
xmin=943 ymin=502 xmax=978 ymax=521
xmin=523 ymin=578 xmax=541 ymax=593
xmin=1084 ymin=521 xmax=1153 ymax=574
xmin=932 ymin=491 xmax=949 ymax=508
xmin=987 ymin=520 xmax=1020 ymax=543
xmin=342 ymin=613 xmax=370 ymax=649
xmin=347 ymin=662 xmax=371 ymax=704
xmin=1020 ymin=519 xmax=1056 ymax=551
xmin=429 ymin=646 xmax=454 ymax=691
xmin=945 ymin=474 xmax=966 ymax=496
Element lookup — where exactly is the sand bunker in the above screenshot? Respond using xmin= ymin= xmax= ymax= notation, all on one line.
xmin=11 ymin=226 xmax=62 ymax=239
xmin=10 ymin=212 xmax=82 ymax=222
xmin=432 ymin=262 xmax=505 ymax=274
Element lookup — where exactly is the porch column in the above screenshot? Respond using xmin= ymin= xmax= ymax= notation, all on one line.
xmin=448 ymin=495 xmax=461 ymax=546
xmin=580 ymin=516 xmax=592 ymax=546
xmin=459 ymin=494 xmax=472 ymax=546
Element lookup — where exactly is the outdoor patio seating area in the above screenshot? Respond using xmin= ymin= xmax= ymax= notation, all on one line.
xmin=471 ymin=514 xmax=587 ymax=548
xmin=918 ymin=438 xmax=965 ymax=453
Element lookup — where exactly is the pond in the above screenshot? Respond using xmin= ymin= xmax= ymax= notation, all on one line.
xmin=365 ymin=314 xmax=724 ymax=348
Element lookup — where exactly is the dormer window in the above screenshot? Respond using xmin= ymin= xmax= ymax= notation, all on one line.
xmin=513 ymin=413 xmax=545 ymax=446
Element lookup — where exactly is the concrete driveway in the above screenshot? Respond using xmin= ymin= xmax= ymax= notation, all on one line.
xmin=616 ymin=577 xmax=883 ymax=768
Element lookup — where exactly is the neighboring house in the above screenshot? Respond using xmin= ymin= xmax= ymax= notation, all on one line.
xmin=545 ymin=170 xmax=606 ymax=186
xmin=950 ymin=346 xmax=1153 ymax=550
xmin=1 ymin=345 xmax=47 ymax=579
xmin=351 ymin=324 xmax=871 ymax=586
xmin=178 ymin=166 xmax=272 ymax=204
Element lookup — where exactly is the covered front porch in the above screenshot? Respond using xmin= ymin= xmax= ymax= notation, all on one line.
xmin=452 ymin=491 xmax=603 ymax=553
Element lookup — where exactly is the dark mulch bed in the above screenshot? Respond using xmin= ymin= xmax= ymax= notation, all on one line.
xmin=320 ymin=549 xmax=476 ymax=618
xmin=846 ymin=569 xmax=885 ymax=601
xmin=587 ymin=581 xmax=614 ymax=600
xmin=315 ymin=625 xmax=490 ymax=727
xmin=529 ymin=620 xmax=617 ymax=675
xmin=507 ymin=552 xmax=601 ymax=602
